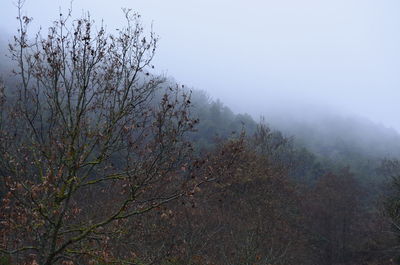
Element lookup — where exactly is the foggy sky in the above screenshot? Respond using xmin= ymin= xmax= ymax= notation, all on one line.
xmin=1 ymin=0 xmax=400 ymax=130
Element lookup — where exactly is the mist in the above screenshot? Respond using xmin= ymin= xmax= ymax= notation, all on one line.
xmin=4 ymin=1 xmax=400 ymax=264
xmin=1 ymin=0 xmax=400 ymax=130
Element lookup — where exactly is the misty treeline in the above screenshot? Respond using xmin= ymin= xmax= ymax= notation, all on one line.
xmin=1 ymin=4 xmax=400 ymax=265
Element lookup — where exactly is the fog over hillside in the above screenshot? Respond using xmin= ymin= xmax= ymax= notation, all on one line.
xmin=1 ymin=25 xmax=400 ymax=163
xmin=1 ymin=0 xmax=400 ymax=163
xmin=263 ymin=105 xmax=400 ymax=159
xmin=3 ymin=2 xmax=400 ymax=265
xmin=1 ymin=0 xmax=400 ymax=132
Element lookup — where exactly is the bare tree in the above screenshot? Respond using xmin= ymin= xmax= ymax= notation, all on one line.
xmin=0 ymin=2 xmax=196 ymax=264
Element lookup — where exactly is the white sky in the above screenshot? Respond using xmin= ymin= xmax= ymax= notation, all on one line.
xmin=1 ymin=0 xmax=400 ymax=130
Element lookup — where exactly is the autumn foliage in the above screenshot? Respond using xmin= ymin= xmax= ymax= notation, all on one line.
xmin=0 ymin=3 xmax=398 ymax=265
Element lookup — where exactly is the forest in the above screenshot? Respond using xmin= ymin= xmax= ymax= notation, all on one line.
xmin=1 ymin=3 xmax=400 ymax=265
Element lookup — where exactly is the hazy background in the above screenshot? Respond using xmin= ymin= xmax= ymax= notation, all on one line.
xmin=1 ymin=0 xmax=400 ymax=130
